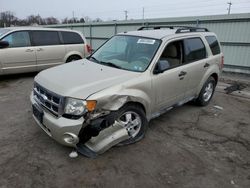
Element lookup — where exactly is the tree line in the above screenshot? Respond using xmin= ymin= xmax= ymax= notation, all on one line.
xmin=0 ymin=11 xmax=102 ymax=27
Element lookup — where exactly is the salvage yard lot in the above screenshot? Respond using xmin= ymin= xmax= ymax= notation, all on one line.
xmin=0 ymin=73 xmax=250 ymax=188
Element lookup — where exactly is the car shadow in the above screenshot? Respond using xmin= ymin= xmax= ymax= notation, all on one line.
xmin=0 ymin=72 xmax=37 ymax=82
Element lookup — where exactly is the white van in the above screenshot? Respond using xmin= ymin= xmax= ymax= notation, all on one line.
xmin=0 ymin=27 xmax=91 ymax=75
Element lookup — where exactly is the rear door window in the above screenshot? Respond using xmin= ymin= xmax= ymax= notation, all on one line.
xmin=2 ymin=31 xmax=31 ymax=48
xmin=61 ymin=31 xmax=84 ymax=44
xmin=183 ymin=38 xmax=207 ymax=63
xmin=205 ymin=36 xmax=221 ymax=55
xmin=31 ymin=31 xmax=60 ymax=46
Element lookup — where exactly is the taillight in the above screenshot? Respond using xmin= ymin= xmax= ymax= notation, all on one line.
xmin=86 ymin=44 xmax=92 ymax=54
xmin=220 ymin=55 xmax=224 ymax=69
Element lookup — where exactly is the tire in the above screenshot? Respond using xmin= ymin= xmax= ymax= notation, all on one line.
xmin=66 ymin=55 xmax=81 ymax=63
xmin=114 ymin=104 xmax=148 ymax=145
xmin=195 ymin=76 xmax=216 ymax=106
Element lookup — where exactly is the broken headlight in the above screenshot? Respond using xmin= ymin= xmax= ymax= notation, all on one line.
xmin=64 ymin=98 xmax=87 ymax=116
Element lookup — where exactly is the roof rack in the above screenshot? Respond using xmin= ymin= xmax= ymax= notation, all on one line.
xmin=137 ymin=25 xmax=209 ymax=33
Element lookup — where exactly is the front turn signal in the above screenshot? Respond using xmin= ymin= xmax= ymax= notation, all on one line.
xmin=86 ymin=100 xmax=97 ymax=112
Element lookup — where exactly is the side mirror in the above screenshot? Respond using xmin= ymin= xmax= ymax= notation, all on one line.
xmin=0 ymin=41 xmax=9 ymax=49
xmin=153 ymin=59 xmax=170 ymax=74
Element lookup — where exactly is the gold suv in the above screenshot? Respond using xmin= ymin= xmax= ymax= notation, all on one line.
xmin=31 ymin=26 xmax=224 ymax=157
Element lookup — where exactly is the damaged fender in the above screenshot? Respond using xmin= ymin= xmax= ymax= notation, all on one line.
xmin=76 ymin=79 xmax=152 ymax=157
xmin=76 ymin=89 xmax=150 ymax=157
xmin=87 ymin=87 xmax=152 ymax=120
xmin=77 ymin=121 xmax=130 ymax=158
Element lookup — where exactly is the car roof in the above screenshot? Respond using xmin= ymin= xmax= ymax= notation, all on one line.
xmin=120 ymin=29 xmax=215 ymax=40
xmin=2 ymin=27 xmax=79 ymax=33
xmin=121 ymin=29 xmax=176 ymax=39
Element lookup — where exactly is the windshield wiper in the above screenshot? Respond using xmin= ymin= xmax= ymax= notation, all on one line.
xmin=100 ymin=61 xmax=122 ymax=69
xmin=87 ymin=57 xmax=122 ymax=69
xmin=87 ymin=56 xmax=99 ymax=63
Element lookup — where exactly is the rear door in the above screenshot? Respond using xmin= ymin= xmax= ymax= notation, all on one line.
xmin=180 ymin=37 xmax=208 ymax=98
xmin=31 ymin=30 xmax=66 ymax=71
xmin=0 ymin=31 xmax=36 ymax=74
xmin=61 ymin=31 xmax=85 ymax=58
xmin=205 ymin=35 xmax=222 ymax=69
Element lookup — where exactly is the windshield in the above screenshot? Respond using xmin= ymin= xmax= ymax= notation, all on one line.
xmin=89 ymin=35 xmax=161 ymax=72
xmin=0 ymin=29 xmax=11 ymax=39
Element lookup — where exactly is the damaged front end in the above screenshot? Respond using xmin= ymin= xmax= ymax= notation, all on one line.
xmin=76 ymin=111 xmax=130 ymax=158
xmin=31 ymin=79 xmax=148 ymax=157
xmin=74 ymin=94 xmax=148 ymax=158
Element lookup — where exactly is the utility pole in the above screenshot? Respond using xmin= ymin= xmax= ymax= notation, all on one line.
xmin=142 ymin=7 xmax=145 ymax=20
xmin=124 ymin=10 xmax=128 ymax=21
xmin=227 ymin=2 xmax=232 ymax=15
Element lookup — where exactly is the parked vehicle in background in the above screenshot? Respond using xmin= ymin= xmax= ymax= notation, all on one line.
xmin=0 ymin=27 xmax=91 ymax=75
xmin=30 ymin=26 xmax=223 ymax=157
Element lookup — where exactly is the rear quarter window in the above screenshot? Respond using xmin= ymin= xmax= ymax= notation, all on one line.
xmin=183 ymin=37 xmax=207 ymax=63
xmin=32 ymin=31 xmax=60 ymax=46
xmin=61 ymin=31 xmax=84 ymax=44
xmin=205 ymin=36 xmax=221 ymax=55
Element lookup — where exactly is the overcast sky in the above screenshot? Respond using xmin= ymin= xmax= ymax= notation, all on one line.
xmin=0 ymin=0 xmax=250 ymax=21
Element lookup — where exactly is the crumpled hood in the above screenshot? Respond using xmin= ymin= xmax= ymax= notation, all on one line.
xmin=35 ymin=59 xmax=140 ymax=99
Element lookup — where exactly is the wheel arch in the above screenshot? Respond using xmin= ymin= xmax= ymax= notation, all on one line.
xmin=121 ymin=101 xmax=147 ymax=114
xmin=64 ymin=51 xmax=83 ymax=63
xmin=210 ymin=72 xmax=218 ymax=85
xmin=196 ymin=67 xmax=220 ymax=97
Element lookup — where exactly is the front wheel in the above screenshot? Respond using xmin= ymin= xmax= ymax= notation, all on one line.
xmin=115 ymin=104 xmax=148 ymax=145
xmin=195 ymin=76 xmax=216 ymax=106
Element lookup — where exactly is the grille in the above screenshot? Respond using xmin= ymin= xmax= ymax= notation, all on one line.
xmin=33 ymin=83 xmax=62 ymax=117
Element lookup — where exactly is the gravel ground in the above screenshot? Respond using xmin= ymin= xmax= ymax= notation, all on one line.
xmin=0 ymin=73 xmax=250 ymax=188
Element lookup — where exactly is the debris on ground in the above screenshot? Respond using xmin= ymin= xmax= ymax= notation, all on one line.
xmin=213 ymin=105 xmax=224 ymax=110
xmin=69 ymin=150 xmax=78 ymax=158
xmin=224 ymin=83 xmax=246 ymax=94
xmin=230 ymin=180 xmax=235 ymax=185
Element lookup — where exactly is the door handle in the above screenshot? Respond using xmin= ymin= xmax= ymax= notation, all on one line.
xmin=25 ymin=49 xmax=33 ymax=52
xmin=178 ymin=71 xmax=187 ymax=77
xmin=37 ymin=48 xmax=44 ymax=51
xmin=204 ymin=63 xmax=210 ymax=68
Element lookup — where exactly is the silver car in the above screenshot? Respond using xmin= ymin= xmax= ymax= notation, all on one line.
xmin=0 ymin=27 xmax=91 ymax=75
xmin=31 ymin=26 xmax=223 ymax=157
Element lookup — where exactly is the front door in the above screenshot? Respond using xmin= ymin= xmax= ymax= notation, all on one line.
xmin=152 ymin=40 xmax=188 ymax=112
xmin=0 ymin=31 xmax=36 ymax=74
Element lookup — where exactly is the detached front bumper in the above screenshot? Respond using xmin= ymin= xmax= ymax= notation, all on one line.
xmin=30 ymin=94 xmax=84 ymax=147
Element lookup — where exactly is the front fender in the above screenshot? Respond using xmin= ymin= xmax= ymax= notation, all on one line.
xmin=88 ymin=88 xmax=152 ymax=120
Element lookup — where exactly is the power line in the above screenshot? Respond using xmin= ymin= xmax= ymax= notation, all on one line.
xmin=12 ymin=0 xmax=249 ymax=21
xmin=82 ymin=1 xmax=249 ymax=16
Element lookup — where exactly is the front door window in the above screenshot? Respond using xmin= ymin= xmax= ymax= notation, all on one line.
xmin=2 ymin=31 xmax=31 ymax=48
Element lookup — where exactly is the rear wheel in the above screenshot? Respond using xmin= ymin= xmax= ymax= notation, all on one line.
xmin=195 ymin=76 xmax=216 ymax=106
xmin=115 ymin=104 xmax=148 ymax=145
xmin=66 ymin=55 xmax=82 ymax=63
